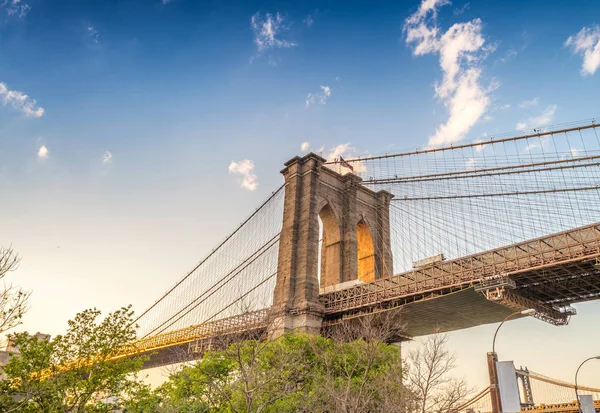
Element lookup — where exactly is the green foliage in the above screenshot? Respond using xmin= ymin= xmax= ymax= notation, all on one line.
xmin=123 ymin=333 xmax=410 ymax=413
xmin=0 ymin=305 xmax=147 ymax=413
xmin=0 ymin=306 xmax=411 ymax=412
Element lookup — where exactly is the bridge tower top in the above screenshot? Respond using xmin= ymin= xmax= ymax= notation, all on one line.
xmin=270 ymin=153 xmax=393 ymax=336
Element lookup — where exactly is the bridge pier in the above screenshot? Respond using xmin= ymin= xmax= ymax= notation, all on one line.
xmin=269 ymin=153 xmax=393 ymax=337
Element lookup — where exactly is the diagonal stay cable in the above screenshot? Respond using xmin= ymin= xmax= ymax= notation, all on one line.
xmin=202 ymin=271 xmax=278 ymax=325
xmin=145 ymin=236 xmax=280 ymax=339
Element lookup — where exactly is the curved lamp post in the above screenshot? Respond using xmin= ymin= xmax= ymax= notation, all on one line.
xmin=575 ymin=356 xmax=600 ymax=413
xmin=492 ymin=308 xmax=536 ymax=354
xmin=488 ymin=308 xmax=535 ymax=413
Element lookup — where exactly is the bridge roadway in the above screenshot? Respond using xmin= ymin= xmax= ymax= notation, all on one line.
xmin=123 ymin=222 xmax=600 ymax=368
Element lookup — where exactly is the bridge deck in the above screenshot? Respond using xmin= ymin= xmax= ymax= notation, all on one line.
xmin=321 ymin=222 xmax=600 ymax=321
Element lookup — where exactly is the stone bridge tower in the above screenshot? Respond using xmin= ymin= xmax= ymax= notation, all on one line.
xmin=270 ymin=153 xmax=394 ymax=336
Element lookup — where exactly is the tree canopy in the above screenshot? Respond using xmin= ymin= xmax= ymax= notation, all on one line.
xmin=0 ymin=306 xmax=146 ymax=412
xmin=123 ymin=333 xmax=411 ymax=413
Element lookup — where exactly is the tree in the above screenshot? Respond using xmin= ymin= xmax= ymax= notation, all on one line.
xmin=309 ymin=312 xmax=411 ymax=413
xmin=405 ymin=332 xmax=471 ymax=413
xmin=0 ymin=306 xmax=147 ymax=412
xmin=0 ymin=246 xmax=30 ymax=336
xmin=170 ymin=333 xmax=312 ymax=413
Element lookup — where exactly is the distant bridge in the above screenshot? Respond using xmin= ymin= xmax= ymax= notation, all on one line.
xmin=455 ymin=367 xmax=600 ymax=412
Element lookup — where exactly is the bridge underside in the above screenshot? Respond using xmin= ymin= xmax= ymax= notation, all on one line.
xmin=380 ymin=287 xmax=521 ymax=337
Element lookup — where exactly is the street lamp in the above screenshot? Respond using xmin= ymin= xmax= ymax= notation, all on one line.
xmin=575 ymin=356 xmax=600 ymax=413
xmin=488 ymin=308 xmax=536 ymax=413
xmin=492 ymin=309 xmax=536 ymax=354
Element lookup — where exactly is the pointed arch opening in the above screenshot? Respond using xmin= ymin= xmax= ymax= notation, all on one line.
xmin=318 ymin=204 xmax=342 ymax=288
xmin=357 ymin=220 xmax=375 ymax=282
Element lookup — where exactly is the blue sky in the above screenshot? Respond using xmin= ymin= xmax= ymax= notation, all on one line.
xmin=1 ymin=0 xmax=599 ymax=388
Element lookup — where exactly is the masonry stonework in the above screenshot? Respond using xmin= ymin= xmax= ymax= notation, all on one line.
xmin=269 ymin=153 xmax=393 ymax=337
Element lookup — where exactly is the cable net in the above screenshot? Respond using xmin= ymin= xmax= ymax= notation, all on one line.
xmin=134 ymin=187 xmax=285 ymax=339
xmin=327 ymin=121 xmax=600 ymax=273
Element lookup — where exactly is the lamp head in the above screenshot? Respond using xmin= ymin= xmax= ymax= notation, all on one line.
xmin=521 ymin=309 xmax=536 ymax=315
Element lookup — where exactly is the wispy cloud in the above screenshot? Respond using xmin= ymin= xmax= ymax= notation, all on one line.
xmin=404 ymin=0 xmax=495 ymax=148
xmin=473 ymin=138 xmax=485 ymax=152
xmin=565 ymin=25 xmax=600 ymax=75
xmin=453 ymin=2 xmax=470 ymax=16
xmin=2 ymin=0 xmax=30 ymax=18
xmin=518 ymin=97 xmax=538 ymax=109
xmin=304 ymin=15 xmax=314 ymax=27
xmin=521 ymin=136 xmax=550 ymax=153
xmin=102 ymin=151 xmax=113 ymax=164
xmin=0 ymin=82 xmax=44 ymax=117
xmin=37 ymin=145 xmax=48 ymax=159
xmin=228 ymin=160 xmax=258 ymax=191
xmin=306 ymin=85 xmax=332 ymax=108
xmin=301 ymin=142 xmax=310 ymax=152
xmin=465 ymin=157 xmax=477 ymax=169
xmin=87 ymin=25 xmax=100 ymax=44
xmin=251 ymin=12 xmax=296 ymax=54
xmin=516 ymin=104 xmax=557 ymax=132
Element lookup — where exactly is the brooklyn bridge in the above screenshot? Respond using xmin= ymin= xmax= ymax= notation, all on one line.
xmin=120 ymin=120 xmax=600 ymax=411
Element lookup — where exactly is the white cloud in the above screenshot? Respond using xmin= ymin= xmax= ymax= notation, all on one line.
xmin=37 ymin=145 xmax=48 ymax=159
xmin=87 ymin=25 xmax=99 ymax=43
xmin=521 ymin=136 xmax=550 ymax=153
xmin=2 ymin=0 xmax=30 ymax=18
xmin=516 ymin=104 xmax=557 ymax=132
xmin=305 ymin=93 xmax=315 ymax=107
xmin=405 ymin=0 xmax=450 ymax=26
xmin=251 ymin=12 xmax=296 ymax=53
xmin=473 ymin=138 xmax=484 ymax=152
xmin=103 ymin=151 xmax=113 ymax=164
xmin=518 ymin=97 xmax=538 ymax=108
xmin=301 ymin=142 xmax=310 ymax=152
xmin=0 ymin=82 xmax=44 ymax=117
xmin=323 ymin=143 xmax=367 ymax=174
xmin=565 ymin=25 xmax=600 ymax=75
xmin=404 ymin=0 xmax=494 ymax=148
xmin=304 ymin=15 xmax=314 ymax=27
xmin=228 ymin=160 xmax=258 ymax=191
xmin=305 ymin=85 xmax=332 ymax=107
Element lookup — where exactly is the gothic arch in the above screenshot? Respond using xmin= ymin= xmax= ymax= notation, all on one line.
xmin=318 ymin=203 xmax=342 ymax=288
xmin=356 ymin=219 xmax=375 ymax=282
